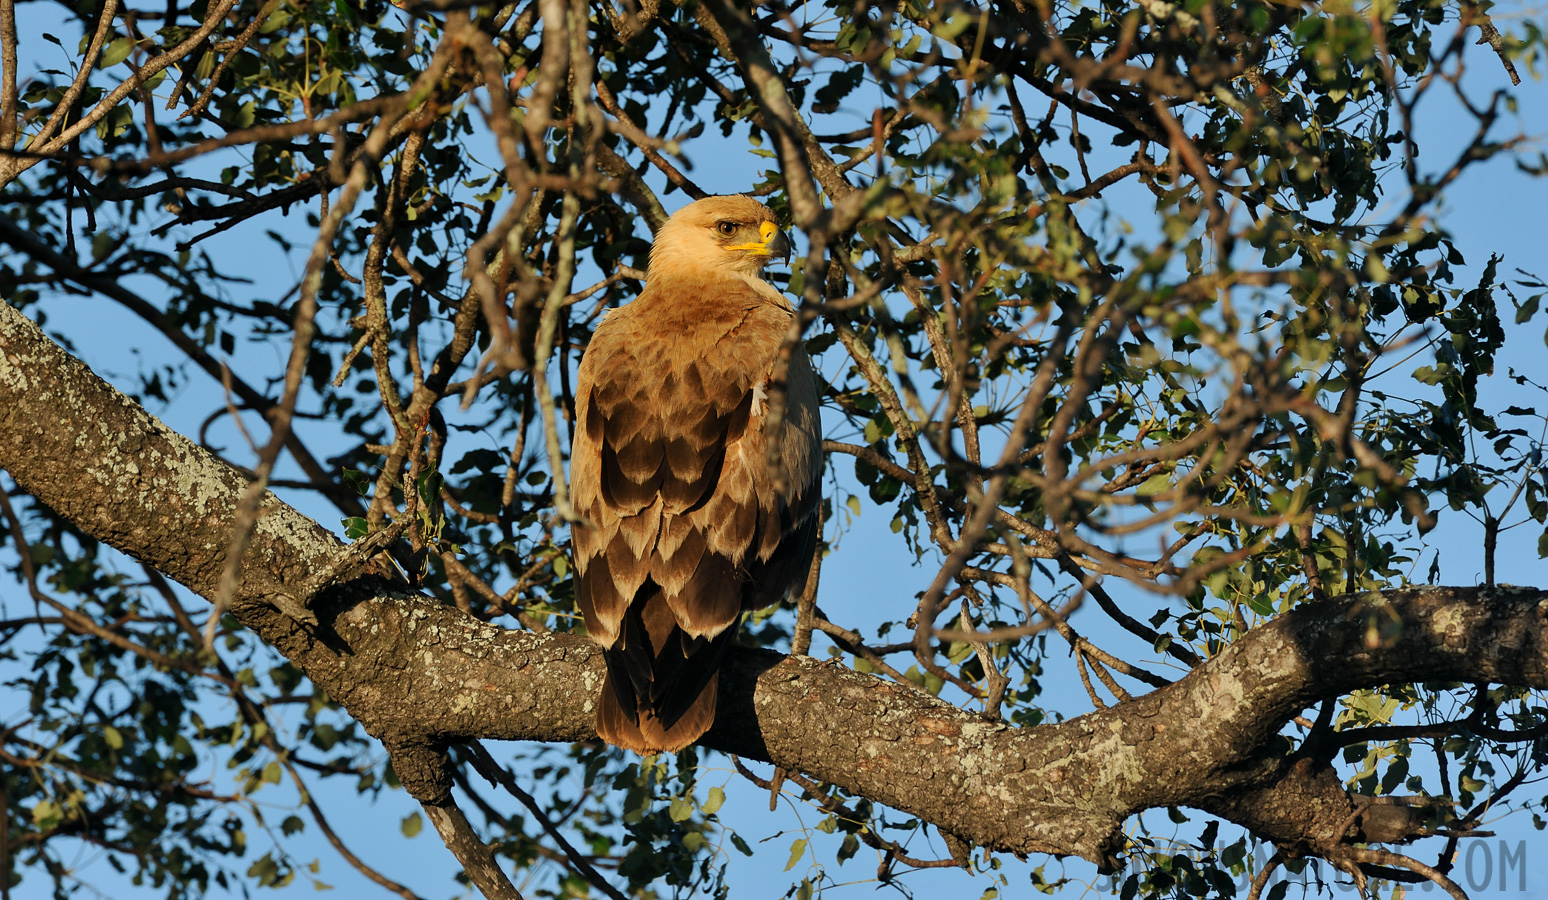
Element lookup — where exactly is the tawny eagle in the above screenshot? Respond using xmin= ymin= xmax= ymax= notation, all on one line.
xmin=570 ymin=195 xmax=823 ymax=754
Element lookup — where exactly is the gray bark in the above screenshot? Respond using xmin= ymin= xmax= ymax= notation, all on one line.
xmin=2 ymin=301 xmax=1543 ymax=868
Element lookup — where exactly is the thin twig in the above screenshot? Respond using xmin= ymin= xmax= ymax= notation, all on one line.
xmin=461 ymin=741 xmax=626 ymax=900
xmin=20 ymin=0 xmax=121 ymax=152
xmin=1342 ymin=847 xmax=1468 ymax=900
xmin=206 ymin=35 xmax=461 ymax=642
xmin=1246 ymin=850 xmax=1286 ymax=900
xmin=178 ymin=0 xmax=285 ymax=119
xmin=140 ymin=565 xmax=426 ymax=900
xmin=2 ymin=0 xmax=243 ymax=187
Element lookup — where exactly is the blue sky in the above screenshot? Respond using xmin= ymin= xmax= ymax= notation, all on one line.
xmin=5 ymin=2 xmax=1548 ymax=898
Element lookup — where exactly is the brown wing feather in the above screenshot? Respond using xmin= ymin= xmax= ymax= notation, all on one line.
xmin=572 ymin=268 xmax=823 ymax=755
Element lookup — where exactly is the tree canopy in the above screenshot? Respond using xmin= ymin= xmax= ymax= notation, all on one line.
xmin=2 ymin=0 xmax=1548 ymax=898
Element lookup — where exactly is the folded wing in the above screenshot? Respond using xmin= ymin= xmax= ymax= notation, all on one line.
xmin=570 ymin=283 xmax=822 ymax=754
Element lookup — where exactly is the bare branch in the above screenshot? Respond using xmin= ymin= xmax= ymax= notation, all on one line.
xmin=423 ymin=800 xmax=526 ymax=900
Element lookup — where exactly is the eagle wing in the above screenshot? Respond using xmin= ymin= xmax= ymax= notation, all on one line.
xmin=570 ymin=279 xmax=821 ymax=754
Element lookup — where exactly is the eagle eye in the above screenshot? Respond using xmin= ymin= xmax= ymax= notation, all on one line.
xmin=716 ymin=221 xmax=738 ymax=236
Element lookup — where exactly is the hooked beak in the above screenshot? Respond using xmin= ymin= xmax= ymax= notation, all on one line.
xmin=766 ymin=227 xmax=792 ymax=264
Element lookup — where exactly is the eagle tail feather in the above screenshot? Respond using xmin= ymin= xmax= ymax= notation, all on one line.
xmin=595 ymin=589 xmax=735 ymax=754
xmin=596 ymin=669 xmax=719 ymax=754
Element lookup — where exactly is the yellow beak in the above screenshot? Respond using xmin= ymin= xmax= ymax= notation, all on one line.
xmin=728 ymin=221 xmax=792 ymax=262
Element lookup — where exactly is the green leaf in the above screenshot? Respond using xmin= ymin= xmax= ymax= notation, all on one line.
xmin=838 ymin=832 xmax=860 ymax=863
xmin=341 ymin=468 xmax=371 ymax=496
xmin=103 ymin=725 xmax=124 ymax=750
xmin=932 ymin=12 xmax=974 ymax=39
xmin=703 ymin=786 xmax=726 ymax=815
xmin=100 ymin=37 xmax=135 ymax=68
xmin=31 ymin=799 xmax=61 ymax=830
xmin=668 ymin=796 xmax=694 ymax=822
xmin=90 ymin=231 xmax=115 ymax=263
xmin=401 ymin=812 xmax=422 ymax=837
xmin=1136 ymin=472 xmax=1172 ymax=497
xmin=784 ymin=837 xmax=808 ymax=872
xmin=417 ymin=471 xmax=443 ymax=506
xmin=247 ymin=852 xmax=284 ymax=887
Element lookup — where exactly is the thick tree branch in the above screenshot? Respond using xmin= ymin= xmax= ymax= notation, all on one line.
xmin=0 ymin=217 xmax=366 ymax=520
xmin=2 ymin=301 xmax=1545 ymax=870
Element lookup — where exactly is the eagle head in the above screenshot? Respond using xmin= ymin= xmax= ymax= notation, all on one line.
xmin=648 ymin=195 xmax=792 ymax=279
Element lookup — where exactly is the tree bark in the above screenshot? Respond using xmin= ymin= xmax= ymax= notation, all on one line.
xmin=2 ymin=301 xmax=1542 ymax=867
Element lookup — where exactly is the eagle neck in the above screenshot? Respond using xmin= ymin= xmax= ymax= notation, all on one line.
xmin=639 ymin=267 xmax=789 ymax=312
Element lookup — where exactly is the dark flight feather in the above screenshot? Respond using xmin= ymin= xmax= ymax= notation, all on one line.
xmin=569 ymin=196 xmax=822 ymax=755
